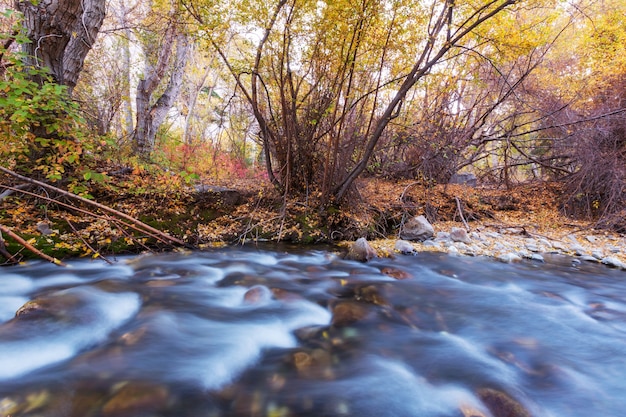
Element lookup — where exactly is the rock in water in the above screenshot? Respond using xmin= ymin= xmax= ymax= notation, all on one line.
xmin=477 ymin=388 xmax=533 ymax=417
xmin=394 ymin=239 xmax=416 ymax=255
xmin=346 ymin=238 xmax=377 ymax=262
xmin=399 ymin=215 xmax=435 ymax=241
xmin=450 ymin=227 xmax=471 ymax=243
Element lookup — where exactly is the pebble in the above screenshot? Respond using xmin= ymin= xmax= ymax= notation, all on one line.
xmin=525 ymin=243 xmax=540 ymax=252
xmin=586 ymin=235 xmax=597 ymax=243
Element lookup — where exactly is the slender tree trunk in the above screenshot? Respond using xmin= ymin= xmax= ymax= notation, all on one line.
xmin=16 ymin=0 xmax=105 ymax=94
xmin=133 ymin=29 xmax=190 ymax=157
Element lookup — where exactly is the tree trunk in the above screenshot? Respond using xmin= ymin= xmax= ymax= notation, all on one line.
xmin=16 ymin=0 xmax=105 ymax=94
xmin=133 ymin=29 xmax=190 ymax=157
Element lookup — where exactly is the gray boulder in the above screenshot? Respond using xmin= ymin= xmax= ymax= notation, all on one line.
xmin=346 ymin=238 xmax=378 ymax=262
xmin=400 ymin=215 xmax=435 ymax=241
xmin=450 ymin=227 xmax=471 ymax=243
xmin=394 ymin=240 xmax=416 ymax=255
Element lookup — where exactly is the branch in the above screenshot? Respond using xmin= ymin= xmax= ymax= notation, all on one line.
xmin=0 ymin=166 xmax=188 ymax=247
xmin=0 ymin=224 xmax=67 ymax=267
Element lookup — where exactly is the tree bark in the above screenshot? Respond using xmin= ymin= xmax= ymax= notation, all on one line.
xmin=16 ymin=0 xmax=105 ymax=94
xmin=133 ymin=28 xmax=190 ymax=157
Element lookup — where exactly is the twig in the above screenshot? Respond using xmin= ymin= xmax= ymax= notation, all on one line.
xmin=0 ymin=166 xmax=189 ymax=248
xmin=64 ymin=218 xmax=113 ymax=264
xmin=0 ymin=183 xmax=31 ymax=201
xmin=0 ymin=224 xmax=67 ymax=266
xmin=400 ymin=181 xmax=421 ymax=203
xmin=455 ymin=197 xmax=470 ymax=231
xmin=0 ymin=231 xmax=19 ymax=264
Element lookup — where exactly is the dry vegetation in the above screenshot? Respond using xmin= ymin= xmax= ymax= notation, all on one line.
xmin=3 ymin=173 xmax=623 ymax=265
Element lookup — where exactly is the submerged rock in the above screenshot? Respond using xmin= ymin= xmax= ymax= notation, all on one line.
xmin=346 ymin=238 xmax=377 ymax=262
xmin=477 ymin=388 xmax=533 ymax=417
xmin=102 ymin=381 xmax=169 ymax=417
xmin=400 ymin=215 xmax=435 ymax=241
xmin=330 ymin=300 xmax=371 ymax=327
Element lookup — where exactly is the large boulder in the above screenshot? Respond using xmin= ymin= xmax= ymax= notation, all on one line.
xmin=400 ymin=215 xmax=434 ymax=241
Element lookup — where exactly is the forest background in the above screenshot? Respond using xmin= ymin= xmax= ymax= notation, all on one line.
xmin=0 ymin=0 xmax=625 ymax=261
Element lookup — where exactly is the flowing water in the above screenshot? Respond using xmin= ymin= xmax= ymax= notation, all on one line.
xmin=0 ymin=247 xmax=625 ymax=417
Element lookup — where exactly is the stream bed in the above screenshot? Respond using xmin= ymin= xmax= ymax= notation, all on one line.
xmin=0 ymin=247 xmax=625 ymax=417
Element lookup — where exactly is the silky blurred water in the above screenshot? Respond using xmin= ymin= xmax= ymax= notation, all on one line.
xmin=0 ymin=247 xmax=624 ymax=416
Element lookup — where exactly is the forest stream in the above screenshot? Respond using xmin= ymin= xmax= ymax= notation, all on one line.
xmin=0 ymin=247 xmax=625 ymax=417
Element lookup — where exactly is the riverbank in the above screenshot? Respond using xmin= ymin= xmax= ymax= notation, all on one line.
xmin=0 ymin=177 xmax=624 ymax=269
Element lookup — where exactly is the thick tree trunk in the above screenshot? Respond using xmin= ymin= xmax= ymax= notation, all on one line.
xmin=16 ymin=0 xmax=105 ymax=94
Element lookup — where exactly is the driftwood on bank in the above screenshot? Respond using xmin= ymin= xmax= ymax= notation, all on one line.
xmin=0 ymin=166 xmax=191 ymax=266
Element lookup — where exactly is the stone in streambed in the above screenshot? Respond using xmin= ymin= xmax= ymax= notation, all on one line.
xmin=346 ymin=238 xmax=377 ymax=262
xmin=330 ymin=300 xmax=371 ymax=327
xmin=102 ymin=381 xmax=169 ymax=417
xmin=400 ymin=215 xmax=434 ymax=241
xmin=243 ymin=285 xmax=273 ymax=304
xmin=477 ymin=388 xmax=533 ymax=417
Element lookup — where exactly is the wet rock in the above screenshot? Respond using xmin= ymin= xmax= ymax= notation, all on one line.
xmin=243 ymin=285 xmax=273 ymax=304
xmin=14 ymin=293 xmax=82 ymax=321
xmin=345 ymin=238 xmax=377 ymax=262
xmin=381 ymin=267 xmax=412 ymax=280
xmin=591 ymin=250 xmax=604 ymax=260
xmin=394 ymin=240 xmax=416 ymax=255
xmin=290 ymin=348 xmax=334 ymax=379
xmin=450 ymin=227 xmax=471 ymax=244
xmin=400 ymin=215 xmax=434 ymax=241
xmin=355 ymin=284 xmax=389 ymax=306
xmin=477 ymin=388 xmax=533 ymax=417
xmin=102 ymin=381 xmax=169 ymax=417
xmin=330 ymin=300 xmax=371 ymax=327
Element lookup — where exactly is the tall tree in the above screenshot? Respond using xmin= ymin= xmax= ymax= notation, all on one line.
xmin=133 ymin=13 xmax=190 ymax=157
xmin=16 ymin=0 xmax=105 ymax=93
